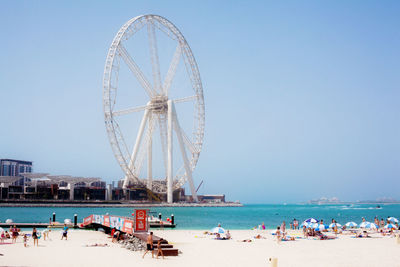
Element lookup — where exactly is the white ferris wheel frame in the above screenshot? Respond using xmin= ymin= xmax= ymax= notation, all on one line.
xmin=102 ymin=15 xmax=205 ymax=203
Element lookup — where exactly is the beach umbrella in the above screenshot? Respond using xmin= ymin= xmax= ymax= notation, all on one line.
xmin=388 ymin=217 xmax=399 ymax=223
xmin=304 ymin=218 xmax=318 ymax=223
xmin=361 ymin=222 xmax=378 ymax=229
xmin=345 ymin=222 xmax=358 ymax=228
xmin=0 ymin=227 xmax=4 ymax=233
xmin=384 ymin=224 xmax=397 ymax=229
xmin=313 ymin=223 xmax=328 ymax=230
xmin=211 ymin=227 xmax=226 ymax=234
xmin=300 ymin=222 xmax=312 ymax=228
xmin=329 ymin=223 xmax=342 ymax=228
xmin=359 ymin=221 xmax=371 ymax=228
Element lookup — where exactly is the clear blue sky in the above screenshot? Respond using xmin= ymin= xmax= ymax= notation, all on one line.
xmin=1 ymin=0 xmax=399 ymax=203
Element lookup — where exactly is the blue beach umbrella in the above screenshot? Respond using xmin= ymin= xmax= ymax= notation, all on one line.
xmin=211 ymin=227 xmax=226 ymax=234
xmin=329 ymin=223 xmax=342 ymax=228
xmin=345 ymin=222 xmax=358 ymax=228
xmin=304 ymin=218 xmax=318 ymax=223
xmin=384 ymin=224 xmax=397 ymax=229
xmin=388 ymin=217 xmax=399 ymax=224
xmin=313 ymin=223 xmax=328 ymax=231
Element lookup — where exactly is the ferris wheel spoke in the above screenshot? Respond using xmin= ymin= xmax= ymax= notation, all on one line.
xmin=172 ymin=95 xmax=198 ymax=104
xmin=127 ymin=109 xmax=150 ymax=174
xmin=112 ymin=104 xmax=148 ymax=117
xmin=147 ymin=19 xmax=162 ymax=95
xmin=157 ymin=115 xmax=168 ymax=177
xmin=163 ymin=44 xmax=182 ymax=96
xmin=117 ymin=45 xmax=155 ymax=98
xmin=171 ymin=103 xmax=198 ymax=202
xmin=134 ymin=113 xmax=156 ymax=177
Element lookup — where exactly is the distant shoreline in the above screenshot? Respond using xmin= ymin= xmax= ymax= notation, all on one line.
xmin=0 ymin=201 xmax=243 ymax=208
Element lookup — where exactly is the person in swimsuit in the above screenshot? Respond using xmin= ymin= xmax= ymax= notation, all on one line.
xmin=11 ymin=225 xmax=18 ymax=243
xmin=156 ymin=238 xmax=165 ymax=259
xmin=142 ymin=232 xmax=154 ymax=258
xmin=276 ymin=226 xmax=282 ymax=243
xmin=32 ymin=227 xmax=38 ymax=246
xmin=23 ymin=234 xmax=28 ymax=247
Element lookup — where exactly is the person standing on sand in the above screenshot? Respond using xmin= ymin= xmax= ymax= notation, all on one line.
xmin=281 ymin=221 xmax=286 ymax=233
xmin=142 ymin=232 xmax=154 ymax=258
xmin=61 ymin=224 xmax=68 ymax=240
xmin=156 ymin=238 xmax=165 ymax=259
xmin=276 ymin=226 xmax=282 ymax=243
xmin=32 ymin=227 xmax=38 ymax=246
xmin=11 ymin=225 xmax=18 ymax=243
xmin=23 ymin=234 xmax=27 ymax=247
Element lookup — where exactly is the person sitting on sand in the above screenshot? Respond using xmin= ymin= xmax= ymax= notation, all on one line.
xmin=302 ymin=225 xmax=308 ymax=238
xmin=156 ymin=238 xmax=165 ymax=259
xmin=5 ymin=231 xmax=10 ymax=239
xmin=225 ymin=230 xmax=231 ymax=240
xmin=112 ymin=230 xmax=120 ymax=243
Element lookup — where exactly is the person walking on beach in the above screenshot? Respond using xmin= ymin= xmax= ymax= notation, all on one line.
xmin=142 ymin=232 xmax=154 ymax=258
xmin=23 ymin=234 xmax=28 ymax=247
xmin=32 ymin=227 xmax=38 ymax=246
xmin=156 ymin=238 xmax=165 ymax=259
xmin=61 ymin=224 xmax=68 ymax=240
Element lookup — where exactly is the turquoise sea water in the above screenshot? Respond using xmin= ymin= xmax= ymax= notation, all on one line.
xmin=1 ymin=204 xmax=399 ymax=230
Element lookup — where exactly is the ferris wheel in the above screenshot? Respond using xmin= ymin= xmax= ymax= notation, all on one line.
xmin=102 ymin=15 xmax=205 ymax=203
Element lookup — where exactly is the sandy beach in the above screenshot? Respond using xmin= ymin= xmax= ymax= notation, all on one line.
xmin=1 ymin=229 xmax=400 ymax=267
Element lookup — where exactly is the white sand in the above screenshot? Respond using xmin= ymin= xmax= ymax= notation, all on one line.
xmin=1 ymin=229 xmax=400 ymax=267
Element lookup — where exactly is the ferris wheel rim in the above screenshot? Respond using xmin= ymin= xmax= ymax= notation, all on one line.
xmin=102 ymin=14 xmax=205 ymax=191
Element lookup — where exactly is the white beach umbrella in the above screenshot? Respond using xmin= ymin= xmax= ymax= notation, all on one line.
xmin=0 ymin=227 xmax=4 ymax=233
xmin=345 ymin=222 xmax=358 ymax=228
xmin=329 ymin=223 xmax=342 ymax=228
xmin=211 ymin=227 xmax=226 ymax=234
xmin=300 ymin=222 xmax=311 ymax=228
xmin=362 ymin=222 xmax=378 ymax=229
xmin=384 ymin=224 xmax=397 ymax=229
xmin=388 ymin=217 xmax=399 ymax=223
xmin=359 ymin=221 xmax=371 ymax=228
xmin=315 ymin=224 xmax=328 ymax=231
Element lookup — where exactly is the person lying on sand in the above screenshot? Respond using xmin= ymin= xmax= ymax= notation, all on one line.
xmin=254 ymin=234 xmax=266 ymax=239
xmin=239 ymin=239 xmax=252 ymax=242
xmin=85 ymin=243 xmax=109 ymax=247
xmin=315 ymin=231 xmax=336 ymax=240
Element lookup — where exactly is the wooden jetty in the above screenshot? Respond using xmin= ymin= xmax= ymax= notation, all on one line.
xmin=133 ymin=232 xmax=179 ymax=256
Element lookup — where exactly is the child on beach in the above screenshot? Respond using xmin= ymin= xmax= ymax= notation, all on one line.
xmin=23 ymin=234 xmax=27 ymax=247
xmin=61 ymin=224 xmax=68 ymax=240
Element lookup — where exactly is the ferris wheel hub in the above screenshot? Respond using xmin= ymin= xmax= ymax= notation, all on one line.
xmin=148 ymin=95 xmax=168 ymax=114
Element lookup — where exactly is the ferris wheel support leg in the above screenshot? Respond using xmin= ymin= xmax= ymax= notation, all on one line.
xmin=171 ymin=103 xmax=198 ymax=202
xmin=167 ymin=100 xmax=173 ymax=203
xmin=147 ymin=114 xmax=153 ymax=191
xmin=123 ymin=108 xmax=150 ymax=188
